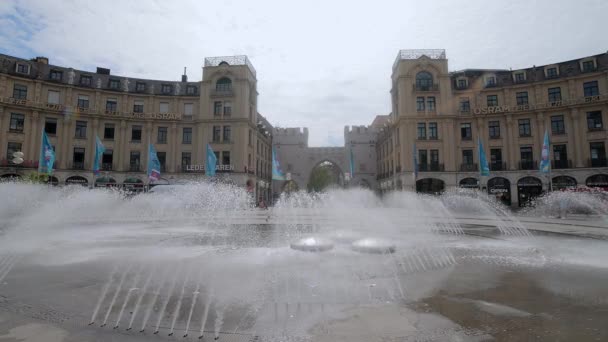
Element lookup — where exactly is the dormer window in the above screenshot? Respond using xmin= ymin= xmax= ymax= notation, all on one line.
xmin=545 ymin=67 xmax=559 ymax=78
xmin=186 ymin=85 xmax=196 ymax=95
xmin=135 ymin=82 xmax=146 ymax=92
xmin=80 ymin=75 xmax=92 ymax=86
xmin=15 ymin=63 xmax=30 ymax=75
xmin=49 ymin=69 xmax=63 ymax=81
xmin=456 ymin=78 xmax=468 ymax=89
xmin=581 ymin=59 xmax=597 ymax=72
xmin=108 ymin=79 xmax=120 ymax=89
xmin=513 ymin=72 xmax=526 ymax=83
xmin=161 ymin=84 xmax=172 ymax=94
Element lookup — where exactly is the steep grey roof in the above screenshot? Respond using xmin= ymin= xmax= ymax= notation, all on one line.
xmin=0 ymin=53 xmax=200 ymax=97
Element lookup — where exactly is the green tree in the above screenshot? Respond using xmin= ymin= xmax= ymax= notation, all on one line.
xmin=307 ymin=163 xmax=339 ymax=192
xmin=24 ymin=172 xmax=49 ymax=184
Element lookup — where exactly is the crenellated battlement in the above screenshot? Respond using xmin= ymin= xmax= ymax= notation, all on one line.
xmin=272 ymin=127 xmax=309 ymax=146
xmin=344 ymin=125 xmax=377 ymax=144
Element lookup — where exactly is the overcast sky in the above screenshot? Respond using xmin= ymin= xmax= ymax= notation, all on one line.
xmin=1 ymin=0 xmax=606 ymax=146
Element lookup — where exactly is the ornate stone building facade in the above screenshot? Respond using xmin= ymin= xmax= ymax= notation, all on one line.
xmin=0 ymin=54 xmax=272 ymax=200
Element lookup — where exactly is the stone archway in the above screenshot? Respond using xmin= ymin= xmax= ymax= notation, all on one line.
xmin=517 ymin=176 xmax=543 ymax=207
xmin=307 ymin=159 xmax=345 ymax=192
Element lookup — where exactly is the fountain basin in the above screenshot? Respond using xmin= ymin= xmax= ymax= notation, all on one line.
xmin=351 ymin=238 xmax=396 ymax=254
xmin=290 ymin=237 xmax=334 ymax=252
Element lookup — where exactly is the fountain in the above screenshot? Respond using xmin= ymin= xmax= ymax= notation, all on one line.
xmin=0 ymin=180 xmax=606 ymax=341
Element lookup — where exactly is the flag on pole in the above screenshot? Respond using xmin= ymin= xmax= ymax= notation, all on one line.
xmin=147 ymin=143 xmax=161 ymax=181
xmin=271 ymin=147 xmax=285 ymax=180
xmin=205 ymin=144 xmax=217 ymax=177
xmin=478 ymin=137 xmax=490 ymax=176
xmin=93 ymin=136 xmax=105 ymax=176
xmin=412 ymin=142 xmax=418 ymax=181
xmin=539 ymin=129 xmax=551 ymax=173
xmin=349 ymin=146 xmax=355 ymax=177
xmin=38 ymin=130 xmax=55 ymax=175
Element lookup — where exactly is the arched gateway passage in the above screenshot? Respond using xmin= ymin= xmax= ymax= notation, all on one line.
xmin=487 ymin=177 xmax=511 ymax=206
xmin=307 ymin=160 xmax=344 ymax=192
xmin=517 ymin=176 xmax=543 ymax=207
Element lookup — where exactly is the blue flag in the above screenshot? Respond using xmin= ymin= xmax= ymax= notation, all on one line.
xmin=349 ymin=146 xmax=355 ymax=177
xmin=539 ymin=129 xmax=551 ymax=173
xmin=147 ymin=143 xmax=161 ymax=181
xmin=412 ymin=142 xmax=418 ymax=180
xmin=271 ymin=147 xmax=285 ymax=180
xmin=93 ymin=136 xmax=105 ymax=176
xmin=478 ymin=137 xmax=490 ymax=176
xmin=206 ymin=144 xmax=217 ymax=177
xmin=38 ymin=130 xmax=55 ymax=175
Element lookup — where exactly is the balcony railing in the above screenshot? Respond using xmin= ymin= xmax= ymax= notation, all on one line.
xmin=0 ymin=159 xmax=38 ymax=168
xmin=418 ymin=163 xmax=444 ymax=172
xmin=128 ymin=164 xmax=141 ymax=172
xmin=519 ymin=160 xmax=536 ymax=170
xmin=101 ymin=163 xmax=113 ymax=171
xmin=460 ymin=163 xmax=478 ymax=172
xmin=414 ymin=84 xmax=439 ymax=92
xmin=490 ymin=162 xmax=507 ymax=171
xmin=210 ymin=88 xmax=234 ymax=97
xmin=396 ymin=165 xmax=401 ymax=173
xmin=71 ymin=161 xmax=85 ymax=170
xmin=589 ymin=158 xmax=607 ymax=168
xmin=552 ymin=159 xmax=572 ymax=169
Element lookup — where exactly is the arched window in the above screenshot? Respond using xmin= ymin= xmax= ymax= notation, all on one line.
xmin=415 ymin=71 xmax=433 ymax=90
xmin=216 ymin=77 xmax=232 ymax=92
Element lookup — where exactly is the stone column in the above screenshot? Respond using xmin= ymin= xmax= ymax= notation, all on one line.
xmin=170 ymin=122 xmax=177 ymax=173
xmin=89 ymin=118 xmax=99 ymax=170
xmin=0 ymin=106 xmax=6 ymax=160
xmin=144 ymin=122 xmax=152 ymax=167
xmin=570 ymin=108 xmax=584 ymax=167
xmin=510 ymin=181 xmax=519 ymax=208
xmin=506 ymin=115 xmax=517 ymax=170
xmin=117 ymin=120 xmax=127 ymax=171
xmin=61 ymin=116 xmax=71 ymax=169
xmin=28 ymin=111 xmax=40 ymax=162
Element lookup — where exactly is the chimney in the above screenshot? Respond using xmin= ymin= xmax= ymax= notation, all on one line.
xmin=181 ymin=67 xmax=188 ymax=82
xmin=96 ymin=67 xmax=110 ymax=75
xmin=35 ymin=56 xmax=49 ymax=64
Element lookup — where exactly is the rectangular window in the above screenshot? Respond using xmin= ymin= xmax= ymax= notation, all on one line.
xmin=186 ymin=85 xmax=196 ymax=95
xmin=583 ymin=81 xmax=599 ymax=97
xmin=157 ymin=127 xmax=168 ymax=144
xmin=213 ymin=126 xmax=221 ymax=142
xmin=130 ymin=151 xmax=141 ymax=169
xmin=520 ymin=146 xmax=533 ymax=162
xmin=16 ymin=63 xmax=29 ymax=74
xmin=457 ymin=79 xmax=467 ymax=89
xmin=7 ymin=142 xmax=22 ymax=164
xmin=80 ymin=75 xmax=92 ymax=86
xmin=77 ymin=95 xmax=89 ymax=109
xmin=490 ymin=148 xmax=503 ymax=170
xmin=590 ymin=142 xmax=606 ymax=166
xmin=214 ymin=101 xmax=222 ymax=116
xmin=9 ymin=113 xmax=25 ymax=132
xmin=418 ymin=150 xmax=428 ymax=166
xmin=460 ymin=123 xmax=472 ymax=140
xmin=131 ymin=125 xmax=142 ymax=142
xmin=430 ymin=149 xmax=439 ymax=165
xmin=223 ymin=126 xmax=231 ymax=142
xmin=156 ymin=152 xmax=166 ymax=171
xmin=518 ymin=119 xmax=531 ymax=137
xmin=488 ymin=120 xmax=500 ymax=139
xmin=487 ymin=95 xmax=498 ymax=107
xmin=223 ymin=101 xmax=232 ymax=116
xmin=104 ymin=124 xmax=115 ymax=140
xmin=416 ymin=97 xmax=425 ymax=111
xmin=516 ymin=91 xmax=528 ymax=105
xmin=459 ymin=98 xmax=470 ymax=112
xmin=553 ymin=145 xmax=568 ymax=168
xmin=426 ymin=97 xmax=436 ymax=111
xmin=248 ymin=129 xmax=253 ymax=146
xmin=184 ymin=103 xmax=193 ymax=116
xmin=548 ymin=87 xmax=561 ymax=102
xmin=106 ymin=99 xmax=118 ymax=112
xmin=159 ymin=102 xmax=169 ymax=114
xmin=551 ymin=115 xmax=565 ymax=135
xmin=462 ymin=149 xmax=474 ymax=165
xmin=72 ymin=147 xmax=85 ymax=168
xmin=182 ymin=127 xmax=192 ymax=144
xmin=135 ymin=82 xmax=146 ymax=92
xmin=486 ymin=76 xmax=496 ymax=86
xmin=546 ymin=67 xmax=558 ymax=78
xmin=417 ymin=123 xmax=426 ymax=139
xmin=582 ymin=60 xmax=595 ymax=72
xmin=102 ymin=149 xmax=113 ymax=169
xmin=428 ymin=122 xmax=438 ymax=139
xmin=108 ymin=79 xmax=120 ymax=89
xmin=49 ymin=69 xmax=63 ymax=81
xmin=75 ymin=120 xmax=87 ymax=138
xmin=161 ymin=84 xmax=172 ymax=94
xmin=514 ymin=72 xmax=525 ymax=82
xmin=44 ymin=118 xmax=57 ymax=135
xmin=12 ymin=84 xmax=27 ymax=99
xmin=222 ymin=151 xmax=231 ymax=166
xmin=47 ymin=90 xmax=60 ymax=104
xmin=181 ymin=152 xmax=191 ymax=168
xmin=587 ymin=111 xmax=603 ymax=130
xmin=133 ymin=100 xmax=144 ymax=113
